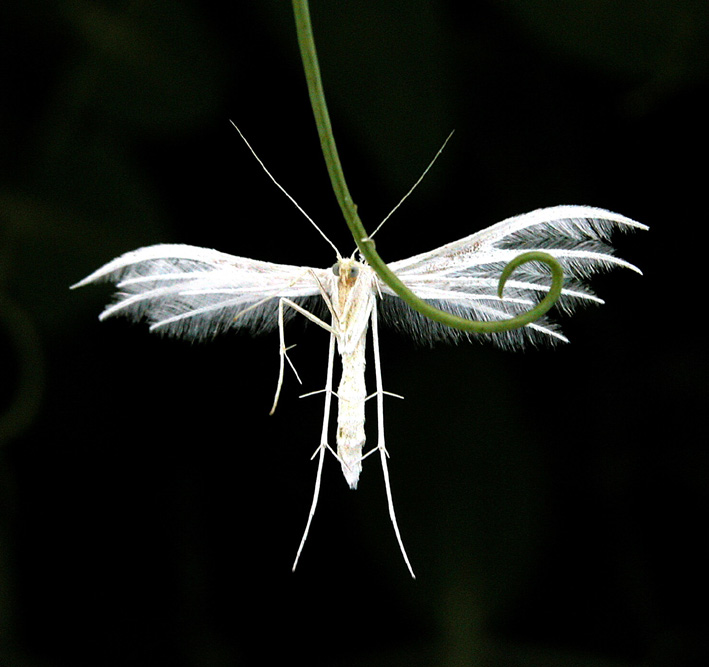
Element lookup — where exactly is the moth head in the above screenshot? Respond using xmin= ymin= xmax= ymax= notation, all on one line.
xmin=332 ymin=259 xmax=360 ymax=284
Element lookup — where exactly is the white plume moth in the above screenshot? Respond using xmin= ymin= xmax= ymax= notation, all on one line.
xmin=72 ymin=128 xmax=647 ymax=578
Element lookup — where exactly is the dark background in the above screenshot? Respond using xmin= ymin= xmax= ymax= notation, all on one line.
xmin=1 ymin=1 xmax=707 ymax=666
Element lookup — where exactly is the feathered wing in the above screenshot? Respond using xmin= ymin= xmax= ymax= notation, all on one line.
xmin=71 ymin=244 xmax=328 ymax=340
xmin=379 ymin=205 xmax=648 ymax=348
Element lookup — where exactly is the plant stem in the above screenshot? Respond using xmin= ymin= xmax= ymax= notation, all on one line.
xmin=291 ymin=0 xmax=562 ymax=333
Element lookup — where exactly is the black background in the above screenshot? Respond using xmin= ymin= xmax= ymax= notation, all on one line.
xmin=1 ymin=1 xmax=707 ymax=666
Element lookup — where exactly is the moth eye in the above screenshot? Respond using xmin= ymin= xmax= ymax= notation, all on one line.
xmin=349 ymin=265 xmax=359 ymax=277
xmin=332 ymin=263 xmax=340 ymax=276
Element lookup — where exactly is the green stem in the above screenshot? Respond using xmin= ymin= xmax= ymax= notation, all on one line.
xmin=292 ymin=0 xmax=563 ymax=333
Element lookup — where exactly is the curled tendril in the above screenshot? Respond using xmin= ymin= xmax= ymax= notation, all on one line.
xmin=363 ymin=240 xmax=564 ymax=333
xmin=495 ymin=250 xmax=564 ymax=330
xmin=292 ymin=0 xmax=563 ymax=333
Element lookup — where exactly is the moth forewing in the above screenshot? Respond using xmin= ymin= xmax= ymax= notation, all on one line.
xmin=380 ymin=205 xmax=647 ymax=349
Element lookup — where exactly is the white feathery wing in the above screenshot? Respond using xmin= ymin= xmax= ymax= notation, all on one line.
xmin=382 ymin=204 xmax=647 ymax=348
xmin=72 ymin=204 xmax=647 ymax=577
xmin=71 ymin=205 xmax=646 ymax=345
xmin=71 ymin=244 xmax=329 ymax=338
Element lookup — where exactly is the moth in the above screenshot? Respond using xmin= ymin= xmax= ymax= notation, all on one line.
xmin=72 ymin=129 xmax=647 ymax=577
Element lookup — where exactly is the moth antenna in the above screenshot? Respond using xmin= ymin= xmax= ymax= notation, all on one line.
xmin=230 ymin=120 xmax=341 ymax=258
xmin=369 ymin=130 xmax=455 ymax=240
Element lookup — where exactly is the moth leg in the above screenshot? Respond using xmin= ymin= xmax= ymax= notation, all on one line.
xmin=292 ymin=332 xmax=337 ymax=571
xmin=371 ymin=306 xmax=416 ymax=578
xmin=270 ymin=296 xmax=336 ymax=415
xmin=365 ymin=390 xmax=404 ymax=401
